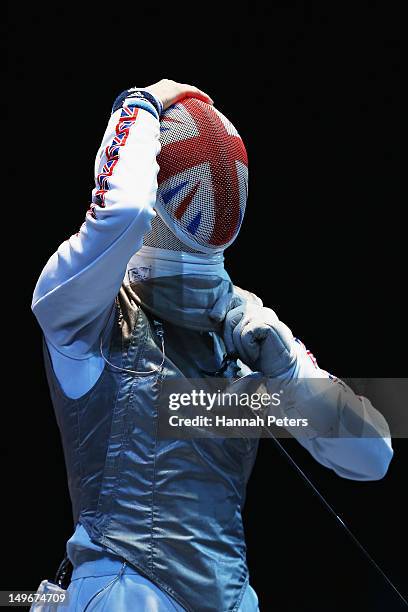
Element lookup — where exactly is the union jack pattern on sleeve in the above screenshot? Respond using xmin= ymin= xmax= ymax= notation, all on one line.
xmin=94 ymin=105 xmax=140 ymax=210
xmin=77 ymin=104 xmax=140 ymax=233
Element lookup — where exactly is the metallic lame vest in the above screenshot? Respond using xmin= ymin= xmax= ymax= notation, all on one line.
xmin=42 ymin=282 xmax=260 ymax=612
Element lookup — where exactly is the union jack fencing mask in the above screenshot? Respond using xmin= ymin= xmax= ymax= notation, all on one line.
xmin=143 ymin=98 xmax=248 ymax=254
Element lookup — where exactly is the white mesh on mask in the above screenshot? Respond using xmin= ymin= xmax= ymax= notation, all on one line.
xmin=143 ymin=213 xmax=200 ymax=253
xmin=143 ymin=98 xmax=248 ymax=254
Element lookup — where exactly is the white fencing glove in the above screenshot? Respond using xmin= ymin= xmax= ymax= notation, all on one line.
xmin=221 ymin=293 xmax=297 ymax=377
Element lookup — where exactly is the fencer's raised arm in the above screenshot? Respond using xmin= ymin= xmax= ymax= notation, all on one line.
xmin=31 ymin=80 xmax=213 ymax=358
xmin=31 ymin=93 xmax=160 ymax=356
xmin=222 ymin=295 xmax=393 ymax=482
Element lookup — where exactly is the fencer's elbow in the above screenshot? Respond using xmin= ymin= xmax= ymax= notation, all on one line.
xmin=365 ymin=440 xmax=394 ymax=481
xmin=347 ymin=438 xmax=394 ymax=482
xmin=325 ymin=437 xmax=394 ymax=482
xmin=31 ymin=279 xmax=45 ymax=316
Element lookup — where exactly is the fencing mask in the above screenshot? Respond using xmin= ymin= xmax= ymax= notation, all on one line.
xmin=142 ymin=97 xmax=248 ymax=255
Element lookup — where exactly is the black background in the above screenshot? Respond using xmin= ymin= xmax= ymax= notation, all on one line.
xmin=5 ymin=1 xmax=406 ymax=610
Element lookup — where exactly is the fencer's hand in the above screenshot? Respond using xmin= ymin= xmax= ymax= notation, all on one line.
xmin=145 ymin=79 xmax=213 ymax=110
xmin=222 ymin=301 xmax=297 ymax=377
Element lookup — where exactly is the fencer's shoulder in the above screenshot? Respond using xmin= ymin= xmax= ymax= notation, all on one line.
xmin=232 ymin=285 xmax=263 ymax=307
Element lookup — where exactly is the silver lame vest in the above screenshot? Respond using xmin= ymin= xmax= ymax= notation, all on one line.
xmin=42 ymin=282 xmax=260 ymax=612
